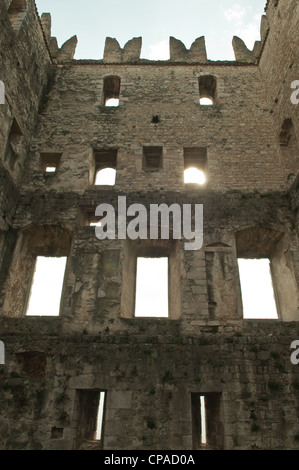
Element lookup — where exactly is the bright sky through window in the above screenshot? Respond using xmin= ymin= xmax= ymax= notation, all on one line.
xmin=95 ymin=391 xmax=106 ymax=440
xmin=200 ymin=396 xmax=207 ymax=444
xmin=26 ymin=256 xmax=67 ymax=316
xmin=184 ymin=167 xmax=206 ymax=185
xmin=238 ymin=258 xmax=278 ymax=319
xmin=135 ymin=257 xmax=168 ymax=317
xmin=105 ymin=98 xmax=119 ymax=107
xmin=45 ymin=166 xmax=56 ymax=173
xmin=95 ymin=168 xmax=116 ymax=186
xmin=200 ymin=97 xmax=213 ymax=105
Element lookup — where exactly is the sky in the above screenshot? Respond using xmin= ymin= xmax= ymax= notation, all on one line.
xmin=34 ymin=0 xmax=267 ymax=61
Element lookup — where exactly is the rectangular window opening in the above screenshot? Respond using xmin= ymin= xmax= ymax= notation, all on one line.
xmin=238 ymin=258 xmax=278 ymax=319
xmin=184 ymin=147 xmax=207 ymax=184
xmin=40 ymin=152 xmax=62 ymax=174
xmin=26 ymin=256 xmax=67 ymax=317
xmin=102 ymin=76 xmax=120 ymax=106
xmin=75 ymin=389 xmax=106 ymax=449
xmin=93 ymin=149 xmax=117 ymax=186
xmin=198 ymin=75 xmax=217 ymax=104
xmin=192 ymin=392 xmax=223 ymax=450
xmin=135 ymin=257 xmax=168 ymax=318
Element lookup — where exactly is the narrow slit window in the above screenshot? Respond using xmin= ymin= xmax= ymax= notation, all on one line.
xmin=135 ymin=257 xmax=168 ymax=317
xmin=26 ymin=256 xmax=67 ymax=316
xmin=200 ymin=396 xmax=207 ymax=445
xmin=192 ymin=393 xmax=223 ymax=450
xmin=95 ymin=391 xmax=106 ymax=440
xmin=75 ymin=389 xmax=106 ymax=449
xmin=238 ymin=258 xmax=278 ymax=319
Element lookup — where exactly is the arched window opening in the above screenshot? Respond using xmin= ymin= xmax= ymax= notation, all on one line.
xmin=198 ymin=75 xmax=217 ymax=105
xmin=102 ymin=76 xmax=121 ymax=107
xmin=199 ymin=97 xmax=214 ymax=106
xmin=93 ymin=149 xmax=118 ymax=186
xmin=184 ymin=147 xmax=207 ymax=185
xmin=184 ymin=167 xmax=206 ymax=185
xmin=95 ymin=167 xmax=116 ymax=186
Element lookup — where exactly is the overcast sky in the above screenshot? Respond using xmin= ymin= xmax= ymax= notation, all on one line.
xmin=35 ymin=0 xmax=266 ymax=61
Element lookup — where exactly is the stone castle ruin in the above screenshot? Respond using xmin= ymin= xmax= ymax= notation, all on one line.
xmin=0 ymin=0 xmax=298 ymax=450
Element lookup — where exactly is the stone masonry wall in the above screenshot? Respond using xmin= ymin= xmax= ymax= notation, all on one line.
xmin=0 ymin=0 xmax=299 ymax=451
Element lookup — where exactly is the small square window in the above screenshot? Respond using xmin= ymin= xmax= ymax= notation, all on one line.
xmin=40 ymin=152 xmax=62 ymax=174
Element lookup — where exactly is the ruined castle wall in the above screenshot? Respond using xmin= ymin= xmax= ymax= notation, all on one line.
xmin=258 ymin=0 xmax=299 ymax=181
xmin=21 ymin=63 xmax=286 ymax=194
xmin=0 ymin=0 xmax=299 ymax=452
xmin=0 ymin=0 xmax=53 ymax=231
